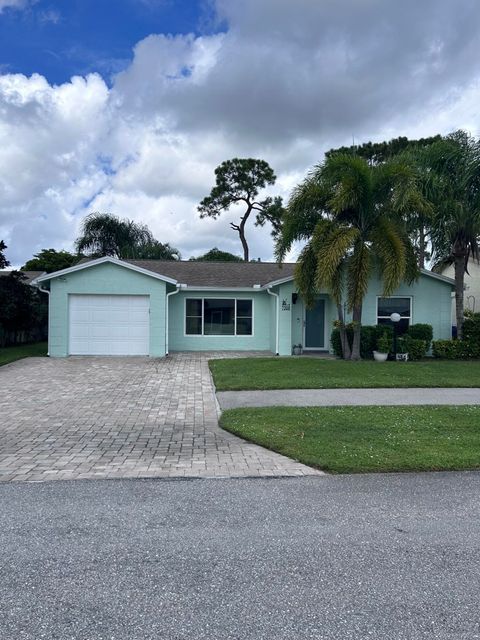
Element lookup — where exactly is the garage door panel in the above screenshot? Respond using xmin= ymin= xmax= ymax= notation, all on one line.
xmin=69 ymin=295 xmax=150 ymax=356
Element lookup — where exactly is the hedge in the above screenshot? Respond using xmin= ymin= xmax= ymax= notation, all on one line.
xmin=432 ymin=338 xmax=480 ymax=359
xmin=331 ymin=323 xmax=432 ymax=359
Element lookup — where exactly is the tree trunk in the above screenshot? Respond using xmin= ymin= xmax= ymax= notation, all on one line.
xmin=336 ymin=303 xmax=351 ymax=359
xmin=239 ymin=218 xmax=249 ymax=262
xmin=417 ymin=225 xmax=426 ymax=270
xmin=454 ymin=251 xmax=465 ymax=339
xmin=350 ymin=304 xmax=362 ymax=360
xmin=231 ymin=205 xmax=252 ymax=262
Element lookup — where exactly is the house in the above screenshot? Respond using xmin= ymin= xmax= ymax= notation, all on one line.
xmin=0 ymin=270 xmax=45 ymax=284
xmin=32 ymin=257 xmax=455 ymax=357
xmin=439 ymin=257 xmax=480 ymax=325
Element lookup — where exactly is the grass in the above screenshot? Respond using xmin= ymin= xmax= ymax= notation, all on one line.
xmin=220 ymin=405 xmax=480 ymax=473
xmin=210 ymin=357 xmax=480 ymax=390
xmin=0 ymin=342 xmax=47 ymax=367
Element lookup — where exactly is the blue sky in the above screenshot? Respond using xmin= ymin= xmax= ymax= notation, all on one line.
xmin=0 ymin=0 xmax=217 ymax=83
xmin=1 ymin=0 xmax=479 ymax=266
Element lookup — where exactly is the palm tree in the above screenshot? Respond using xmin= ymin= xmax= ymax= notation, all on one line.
xmin=277 ymin=154 xmax=423 ymax=360
xmin=427 ymin=132 xmax=480 ymax=338
xmin=75 ymin=213 xmax=180 ymax=260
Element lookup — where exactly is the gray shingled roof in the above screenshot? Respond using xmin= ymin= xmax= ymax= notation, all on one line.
xmin=0 ymin=270 xmax=44 ymax=284
xmin=125 ymin=260 xmax=295 ymax=287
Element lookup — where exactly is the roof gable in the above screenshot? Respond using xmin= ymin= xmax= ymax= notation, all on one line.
xmin=32 ymin=256 xmax=178 ymax=285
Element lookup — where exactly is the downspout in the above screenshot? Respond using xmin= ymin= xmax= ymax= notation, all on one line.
xmin=37 ymin=284 xmax=50 ymax=356
xmin=267 ymin=287 xmax=279 ymax=356
xmin=165 ymin=284 xmax=183 ymax=356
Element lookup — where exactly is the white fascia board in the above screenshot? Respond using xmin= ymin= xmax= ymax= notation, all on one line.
xmin=420 ymin=268 xmax=455 ymax=286
xmin=33 ymin=256 xmax=178 ymax=285
xmin=180 ymin=286 xmax=262 ymax=292
xmin=262 ymin=275 xmax=295 ymax=289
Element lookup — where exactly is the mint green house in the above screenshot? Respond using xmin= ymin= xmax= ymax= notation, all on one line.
xmin=33 ymin=257 xmax=455 ymax=357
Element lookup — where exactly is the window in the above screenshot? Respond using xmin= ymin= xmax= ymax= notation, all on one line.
xmin=377 ymin=297 xmax=411 ymax=334
xmin=185 ymin=299 xmax=202 ymax=335
xmin=185 ymin=298 xmax=253 ymax=336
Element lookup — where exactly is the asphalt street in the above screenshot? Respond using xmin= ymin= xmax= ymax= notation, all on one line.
xmin=1 ymin=473 xmax=479 ymax=640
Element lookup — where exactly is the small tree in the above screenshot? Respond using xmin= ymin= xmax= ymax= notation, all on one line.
xmin=198 ymin=158 xmax=284 ymax=262
xmin=0 ymin=240 xmax=10 ymax=269
xmin=22 ymin=248 xmax=80 ymax=273
xmin=190 ymin=248 xmax=243 ymax=262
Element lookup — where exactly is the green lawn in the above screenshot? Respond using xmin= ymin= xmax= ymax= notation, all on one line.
xmin=210 ymin=357 xmax=480 ymax=390
xmin=0 ymin=342 xmax=47 ymax=366
xmin=220 ymin=405 xmax=480 ymax=473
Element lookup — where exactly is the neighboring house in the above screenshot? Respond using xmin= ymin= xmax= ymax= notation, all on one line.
xmin=440 ymin=258 xmax=480 ymax=325
xmin=0 ymin=270 xmax=45 ymax=284
xmin=33 ymin=257 xmax=455 ymax=357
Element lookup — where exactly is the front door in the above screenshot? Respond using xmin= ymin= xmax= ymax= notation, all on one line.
xmin=304 ymin=299 xmax=325 ymax=349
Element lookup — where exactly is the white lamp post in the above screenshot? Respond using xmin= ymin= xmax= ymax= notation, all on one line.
xmin=390 ymin=312 xmax=401 ymax=357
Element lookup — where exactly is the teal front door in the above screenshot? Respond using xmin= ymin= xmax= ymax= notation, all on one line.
xmin=305 ymin=299 xmax=325 ymax=349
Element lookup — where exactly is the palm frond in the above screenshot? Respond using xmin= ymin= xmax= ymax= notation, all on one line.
xmin=315 ymin=226 xmax=359 ymax=295
xmin=346 ymin=240 xmax=371 ymax=311
xmin=294 ymin=242 xmax=318 ymax=309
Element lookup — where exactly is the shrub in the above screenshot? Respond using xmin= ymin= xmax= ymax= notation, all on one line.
xmin=463 ymin=313 xmax=480 ymax=343
xmin=406 ymin=324 xmax=433 ymax=350
xmin=376 ymin=333 xmax=392 ymax=353
xmin=432 ymin=334 xmax=480 ymax=359
xmin=432 ymin=340 xmax=461 ymax=359
xmin=403 ymin=336 xmax=427 ymax=360
xmin=331 ymin=324 xmax=393 ymax=359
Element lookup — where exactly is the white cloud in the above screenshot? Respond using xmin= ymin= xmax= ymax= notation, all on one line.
xmin=0 ymin=0 xmax=28 ymax=12
xmin=1 ymin=0 xmax=480 ymax=266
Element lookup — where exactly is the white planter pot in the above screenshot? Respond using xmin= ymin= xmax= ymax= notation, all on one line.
xmin=292 ymin=347 xmax=303 ymax=356
xmin=373 ymin=351 xmax=388 ymax=362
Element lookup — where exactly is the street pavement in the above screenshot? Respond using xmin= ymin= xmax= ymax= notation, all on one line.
xmin=217 ymin=386 xmax=480 ymax=409
xmin=1 ymin=472 xmax=479 ymax=639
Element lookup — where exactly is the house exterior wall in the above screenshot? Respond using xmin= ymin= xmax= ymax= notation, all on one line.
xmin=45 ymin=261 xmax=454 ymax=358
xmin=48 ymin=262 xmax=167 ymax=357
xmin=168 ymin=289 xmax=273 ymax=352
xmin=442 ymin=259 xmax=480 ymax=323
xmin=355 ymin=272 xmax=453 ymax=340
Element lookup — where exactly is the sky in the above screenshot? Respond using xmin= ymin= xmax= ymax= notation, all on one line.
xmin=1 ymin=0 xmax=480 ymax=266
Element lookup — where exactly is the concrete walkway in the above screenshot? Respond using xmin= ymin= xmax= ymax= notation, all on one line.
xmin=217 ymin=387 xmax=480 ymax=409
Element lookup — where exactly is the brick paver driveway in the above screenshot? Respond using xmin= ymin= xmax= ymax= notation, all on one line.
xmin=0 ymin=353 xmax=320 ymax=481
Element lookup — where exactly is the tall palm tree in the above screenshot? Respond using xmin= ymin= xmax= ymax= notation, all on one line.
xmin=75 ymin=212 xmax=180 ymax=260
xmin=277 ymin=154 xmax=423 ymax=360
xmin=427 ymin=132 xmax=480 ymax=338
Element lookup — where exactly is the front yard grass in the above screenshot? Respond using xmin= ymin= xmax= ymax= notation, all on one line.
xmin=220 ymin=405 xmax=480 ymax=473
xmin=210 ymin=357 xmax=480 ymax=390
xmin=0 ymin=342 xmax=47 ymax=367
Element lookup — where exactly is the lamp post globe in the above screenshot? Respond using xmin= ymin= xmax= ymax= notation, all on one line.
xmin=390 ymin=312 xmax=401 ymax=323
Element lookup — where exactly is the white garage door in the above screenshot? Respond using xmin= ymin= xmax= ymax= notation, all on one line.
xmin=69 ymin=294 xmax=150 ymax=356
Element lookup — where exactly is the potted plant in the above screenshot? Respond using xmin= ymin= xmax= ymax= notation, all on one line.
xmin=292 ymin=343 xmax=303 ymax=356
xmin=373 ymin=333 xmax=390 ymax=362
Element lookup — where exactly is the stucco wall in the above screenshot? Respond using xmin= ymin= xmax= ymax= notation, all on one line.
xmin=442 ymin=259 xmax=480 ymax=323
xmin=48 ymin=262 xmax=167 ymax=357
xmin=351 ymin=272 xmax=453 ymax=340
xmin=167 ymin=289 xmax=274 ymax=352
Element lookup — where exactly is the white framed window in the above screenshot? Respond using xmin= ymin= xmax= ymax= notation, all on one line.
xmin=377 ymin=296 xmax=412 ymax=334
xmin=185 ymin=298 xmax=253 ymax=336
